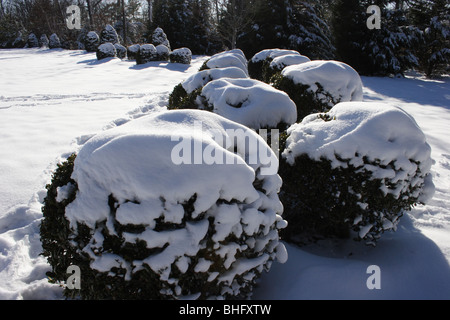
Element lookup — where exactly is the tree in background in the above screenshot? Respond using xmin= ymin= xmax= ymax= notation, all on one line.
xmin=409 ymin=0 xmax=449 ymax=77
xmin=151 ymin=0 xmax=217 ymax=54
xmin=286 ymin=1 xmax=336 ymax=60
xmin=217 ymin=0 xmax=255 ymax=50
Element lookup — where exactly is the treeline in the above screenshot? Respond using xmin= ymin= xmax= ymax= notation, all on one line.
xmin=0 ymin=0 xmax=448 ymax=77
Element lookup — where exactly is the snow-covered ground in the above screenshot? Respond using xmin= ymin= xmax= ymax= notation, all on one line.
xmin=0 ymin=48 xmax=449 ymax=299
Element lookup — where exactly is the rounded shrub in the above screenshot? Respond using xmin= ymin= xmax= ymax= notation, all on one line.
xmin=272 ymin=60 xmax=363 ymax=122
xmin=279 ymin=102 xmax=435 ymax=246
xmin=152 ymin=27 xmax=171 ymax=50
xmin=264 ymin=54 xmax=310 ymax=83
xmin=84 ymin=31 xmax=99 ymax=52
xmin=169 ymin=48 xmax=192 ymax=64
xmin=248 ymin=49 xmax=301 ymax=81
xmin=168 ymin=66 xmax=248 ymax=111
xmin=49 ymin=33 xmax=61 ymax=49
xmin=114 ymin=43 xmax=127 ymax=59
xmin=100 ymin=24 xmax=119 ymax=45
xmin=27 ymin=33 xmax=39 ymax=48
xmin=136 ymin=44 xmax=157 ymax=65
xmin=96 ymin=43 xmax=116 ymax=60
xmin=39 ymin=34 xmax=49 ymax=48
xmin=127 ymin=44 xmax=140 ymax=61
xmin=40 ymin=110 xmax=287 ymax=300
xmin=200 ymin=49 xmax=248 ymax=76
xmin=156 ymin=44 xmax=170 ymax=61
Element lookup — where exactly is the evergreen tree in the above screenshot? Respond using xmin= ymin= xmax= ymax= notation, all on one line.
xmin=151 ymin=0 xmax=215 ymax=54
xmin=409 ymin=0 xmax=449 ymax=77
xmin=238 ymin=0 xmax=289 ymax=57
xmin=331 ymin=0 xmax=370 ymax=74
xmin=286 ymin=1 xmax=336 ymax=60
xmin=362 ymin=7 xmax=421 ymax=76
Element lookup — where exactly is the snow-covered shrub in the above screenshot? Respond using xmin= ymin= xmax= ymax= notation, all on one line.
xmin=27 ymin=33 xmax=39 ymax=48
xmin=48 ymin=33 xmax=61 ymax=49
xmin=279 ymin=102 xmax=435 ymax=246
xmin=170 ymin=77 xmax=297 ymax=131
xmin=127 ymin=44 xmax=140 ymax=60
xmin=114 ymin=43 xmax=127 ymax=59
xmin=265 ymin=54 xmax=311 ymax=82
xmin=40 ymin=110 xmax=287 ymax=300
xmin=200 ymin=49 xmax=249 ymax=76
xmin=12 ymin=32 xmax=25 ymax=48
xmin=100 ymin=24 xmax=119 ymax=45
xmin=199 ymin=78 xmax=297 ymax=130
xmin=152 ymin=27 xmax=171 ymax=50
xmin=170 ymin=48 xmax=192 ymax=64
xmin=168 ymin=67 xmax=248 ymax=110
xmin=84 ymin=31 xmax=99 ymax=53
xmin=248 ymin=49 xmax=301 ymax=81
xmin=136 ymin=44 xmax=157 ymax=65
xmin=156 ymin=44 xmax=170 ymax=61
xmin=96 ymin=43 xmax=117 ymax=60
xmin=272 ymin=60 xmax=363 ymax=122
xmin=39 ymin=34 xmax=49 ymax=48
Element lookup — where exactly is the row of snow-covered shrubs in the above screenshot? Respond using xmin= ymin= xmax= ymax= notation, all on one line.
xmin=167 ymin=48 xmax=435 ymax=245
xmin=90 ymin=25 xmax=192 ymax=65
xmin=40 ymin=48 xmax=434 ymax=300
xmin=14 ymin=25 xmax=193 ymax=66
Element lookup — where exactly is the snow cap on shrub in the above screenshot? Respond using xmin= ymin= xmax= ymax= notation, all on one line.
xmin=55 ymin=109 xmax=287 ymax=299
xmin=250 ymin=49 xmax=301 ymax=63
xmin=205 ymin=49 xmax=248 ymax=76
xmin=280 ymin=102 xmax=435 ymax=244
xmin=248 ymin=49 xmax=301 ymax=81
xmin=270 ymin=54 xmax=311 ymax=71
xmin=182 ymin=67 xmax=248 ymax=94
xmin=201 ymin=78 xmax=297 ymax=130
xmin=281 ymin=60 xmax=364 ymax=106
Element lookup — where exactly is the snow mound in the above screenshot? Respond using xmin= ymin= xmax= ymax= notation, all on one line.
xmin=270 ymin=54 xmax=311 ymax=70
xmin=201 ymin=78 xmax=297 ymax=129
xmin=250 ymin=49 xmax=301 ymax=63
xmin=282 ymin=60 xmax=364 ymax=105
xmin=59 ymin=109 xmax=286 ymax=299
xmin=181 ymin=67 xmax=248 ymax=94
xmin=283 ymin=102 xmax=435 ymax=202
xmin=206 ymin=50 xmax=249 ymax=76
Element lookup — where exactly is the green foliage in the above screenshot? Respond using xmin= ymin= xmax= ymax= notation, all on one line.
xmin=271 ymin=73 xmax=337 ymax=122
xmin=248 ymin=59 xmax=265 ymax=81
xmin=168 ymin=83 xmax=203 ymax=110
xmin=279 ymin=147 xmax=426 ymax=246
xmin=40 ymin=154 xmax=80 ymax=298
